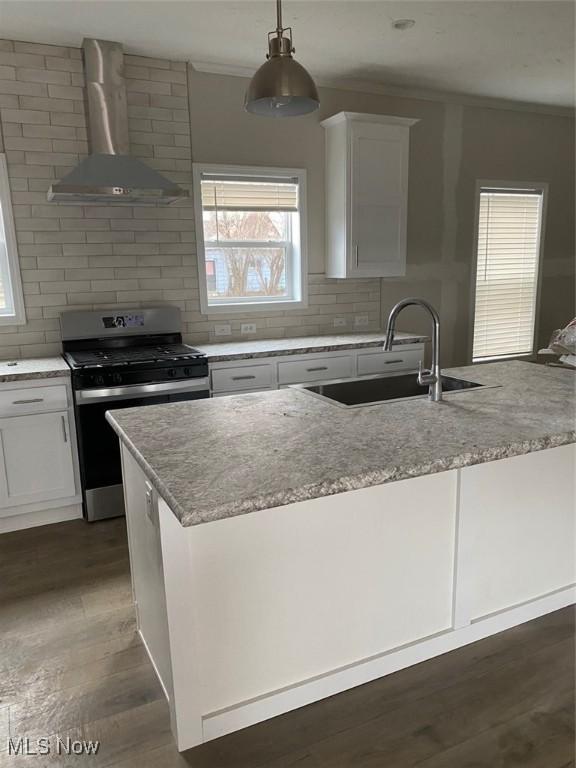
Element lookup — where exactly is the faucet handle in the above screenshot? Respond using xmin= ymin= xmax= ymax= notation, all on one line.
xmin=418 ymin=359 xmax=434 ymax=385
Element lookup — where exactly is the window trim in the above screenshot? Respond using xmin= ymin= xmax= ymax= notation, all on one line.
xmin=192 ymin=163 xmax=308 ymax=314
xmin=0 ymin=154 xmax=25 ymax=326
xmin=468 ymin=179 xmax=548 ymax=364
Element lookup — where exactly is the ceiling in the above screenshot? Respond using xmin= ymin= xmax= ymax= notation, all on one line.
xmin=0 ymin=1 xmax=574 ymax=109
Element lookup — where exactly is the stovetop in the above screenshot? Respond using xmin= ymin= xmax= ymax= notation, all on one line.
xmin=64 ymin=339 xmax=208 ymax=391
xmin=65 ymin=343 xmax=204 ymax=369
xmin=60 ymin=308 xmax=209 ymax=392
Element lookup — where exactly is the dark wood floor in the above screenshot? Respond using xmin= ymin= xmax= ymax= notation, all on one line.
xmin=0 ymin=517 xmax=574 ymax=768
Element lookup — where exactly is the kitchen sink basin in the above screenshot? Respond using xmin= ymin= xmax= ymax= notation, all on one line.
xmin=294 ymin=373 xmax=487 ymax=407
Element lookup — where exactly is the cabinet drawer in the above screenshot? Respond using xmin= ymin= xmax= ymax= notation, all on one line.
xmin=0 ymin=384 xmax=68 ymax=417
xmin=357 ymin=348 xmax=421 ymax=376
xmin=211 ymin=364 xmax=274 ymax=393
xmin=278 ymin=355 xmax=353 ymax=385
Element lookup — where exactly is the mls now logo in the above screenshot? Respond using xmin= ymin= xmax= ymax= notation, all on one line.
xmin=7 ymin=736 xmax=100 ymax=756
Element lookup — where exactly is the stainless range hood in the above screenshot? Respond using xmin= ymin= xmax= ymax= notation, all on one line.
xmin=48 ymin=39 xmax=187 ymax=205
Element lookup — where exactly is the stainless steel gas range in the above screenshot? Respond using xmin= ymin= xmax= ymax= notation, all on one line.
xmin=61 ymin=307 xmax=209 ymax=521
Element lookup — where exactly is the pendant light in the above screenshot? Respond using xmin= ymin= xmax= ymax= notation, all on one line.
xmin=245 ymin=0 xmax=319 ymax=117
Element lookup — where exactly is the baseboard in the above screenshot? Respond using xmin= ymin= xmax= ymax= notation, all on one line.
xmin=0 ymin=503 xmax=83 ymax=533
xmin=201 ymin=585 xmax=576 ymax=743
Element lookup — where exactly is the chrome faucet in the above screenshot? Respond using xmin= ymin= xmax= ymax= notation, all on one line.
xmin=384 ymin=298 xmax=442 ymax=402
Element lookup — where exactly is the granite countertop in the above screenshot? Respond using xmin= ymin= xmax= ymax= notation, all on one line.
xmin=107 ymin=361 xmax=576 ymax=528
xmin=0 ymin=356 xmax=69 ymax=383
xmin=195 ymin=331 xmax=426 ymax=362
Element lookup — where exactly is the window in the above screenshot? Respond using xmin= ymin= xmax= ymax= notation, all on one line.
xmin=193 ymin=164 xmax=307 ymax=312
xmin=0 ymin=154 xmax=25 ymax=326
xmin=472 ymin=184 xmax=546 ymax=361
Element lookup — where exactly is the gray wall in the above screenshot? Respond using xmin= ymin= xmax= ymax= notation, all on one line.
xmin=0 ymin=38 xmax=573 ymax=363
xmin=188 ymin=67 xmax=575 ymax=365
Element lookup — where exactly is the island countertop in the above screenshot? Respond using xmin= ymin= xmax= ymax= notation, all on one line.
xmin=106 ymin=361 xmax=575 ymax=527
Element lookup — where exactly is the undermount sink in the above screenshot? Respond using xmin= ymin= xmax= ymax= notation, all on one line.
xmin=294 ymin=373 xmax=486 ymax=407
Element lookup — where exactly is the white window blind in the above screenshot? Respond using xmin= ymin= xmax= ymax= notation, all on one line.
xmin=472 ymin=188 xmax=544 ymax=360
xmin=200 ymin=176 xmax=299 ymax=212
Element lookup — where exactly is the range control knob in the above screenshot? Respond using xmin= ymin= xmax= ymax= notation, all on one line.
xmin=94 ymin=374 xmax=105 ymax=387
xmin=167 ymin=368 xmax=177 ymax=378
xmin=184 ymin=367 xmax=191 ymax=377
xmin=111 ymin=373 xmax=123 ymax=385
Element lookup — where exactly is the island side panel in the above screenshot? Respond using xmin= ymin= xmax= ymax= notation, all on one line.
xmin=456 ymin=444 xmax=576 ymax=623
xmin=120 ymin=446 xmax=174 ymax=703
xmin=182 ymin=472 xmax=457 ymax=722
xmin=158 ymin=495 xmax=205 ymax=750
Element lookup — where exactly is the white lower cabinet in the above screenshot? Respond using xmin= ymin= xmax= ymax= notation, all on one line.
xmin=277 ymin=354 xmax=353 ymax=385
xmin=0 ymin=410 xmax=76 ymax=510
xmin=456 ymin=445 xmax=576 ymax=623
xmin=357 ymin=348 xmax=421 ymax=376
xmin=211 ymin=363 xmax=275 ymax=394
xmin=210 ymin=344 xmax=424 ymax=396
xmin=120 ymin=427 xmax=574 ymax=750
xmin=0 ymin=378 xmax=81 ymax=531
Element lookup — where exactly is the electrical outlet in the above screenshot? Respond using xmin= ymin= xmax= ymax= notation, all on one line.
xmin=333 ymin=317 xmax=347 ymax=328
xmin=354 ymin=315 xmax=369 ymax=327
xmin=214 ymin=323 xmax=232 ymax=337
xmin=241 ymin=323 xmax=257 ymax=335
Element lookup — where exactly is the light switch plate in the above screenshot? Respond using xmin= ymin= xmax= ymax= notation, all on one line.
xmin=333 ymin=318 xmax=347 ymax=328
xmin=241 ymin=323 xmax=257 ymax=335
xmin=214 ymin=323 xmax=232 ymax=337
xmin=354 ymin=315 xmax=369 ymax=327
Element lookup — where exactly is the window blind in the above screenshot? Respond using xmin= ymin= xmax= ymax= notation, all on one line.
xmin=201 ymin=175 xmax=298 ymax=212
xmin=472 ymin=189 xmax=544 ymax=360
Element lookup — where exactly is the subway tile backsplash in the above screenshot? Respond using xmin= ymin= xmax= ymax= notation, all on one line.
xmin=0 ymin=38 xmax=380 ymax=359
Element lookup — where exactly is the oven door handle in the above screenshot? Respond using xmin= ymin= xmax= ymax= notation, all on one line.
xmin=75 ymin=377 xmax=210 ymax=404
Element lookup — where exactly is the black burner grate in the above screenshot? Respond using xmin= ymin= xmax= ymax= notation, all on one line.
xmin=67 ymin=343 xmax=201 ymax=367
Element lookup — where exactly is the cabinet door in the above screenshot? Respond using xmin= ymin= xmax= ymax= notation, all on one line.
xmin=0 ymin=411 xmax=76 ymax=510
xmin=457 ymin=445 xmax=576 ymax=622
xmin=350 ymin=121 xmax=408 ymax=277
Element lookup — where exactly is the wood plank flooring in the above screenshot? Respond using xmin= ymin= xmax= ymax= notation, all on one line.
xmin=0 ymin=517 xmax=574 ymax=768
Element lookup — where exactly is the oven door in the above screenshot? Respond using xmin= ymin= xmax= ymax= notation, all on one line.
xmin=74 ymin=378 xmax=209 ymax=521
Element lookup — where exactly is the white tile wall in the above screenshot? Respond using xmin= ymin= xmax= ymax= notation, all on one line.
xmin=0 ymin=38 xmax=381 ymax=358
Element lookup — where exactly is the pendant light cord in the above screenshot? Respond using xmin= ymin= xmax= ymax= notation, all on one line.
xmin=276 ymin=0 xmax=283 ymax=36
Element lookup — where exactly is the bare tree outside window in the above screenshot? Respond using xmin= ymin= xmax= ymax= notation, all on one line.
xmin=203 ymin=210 xmax=289 ymax=299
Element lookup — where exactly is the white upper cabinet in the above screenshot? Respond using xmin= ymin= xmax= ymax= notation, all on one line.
xmin=322 ymin=112 xmax=419 ymax=278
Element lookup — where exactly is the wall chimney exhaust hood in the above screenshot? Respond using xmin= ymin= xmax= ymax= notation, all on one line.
xmin=47 ymin=39 xmax=188 ymax=205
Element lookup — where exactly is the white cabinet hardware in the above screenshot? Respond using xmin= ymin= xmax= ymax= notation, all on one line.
xmin=145 ymin=481 xmax=157 ymax=527
xmin=61 ymin=414 xmax=68 ymax=442
xmin=322 ymin=112 xmax=419 ymax=278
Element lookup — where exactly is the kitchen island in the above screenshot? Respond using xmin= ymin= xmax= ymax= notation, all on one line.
xmin=107 ymin=361 xmax=576 ymax=751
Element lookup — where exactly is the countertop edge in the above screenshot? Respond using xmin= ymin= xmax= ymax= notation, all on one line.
xmin=106 ymin=409 xmax=576 ymax=529
xmin=197 ymin=334 xmax=428 ymax=363
xmin=0 ymin=367 xmax=70 ymax=384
